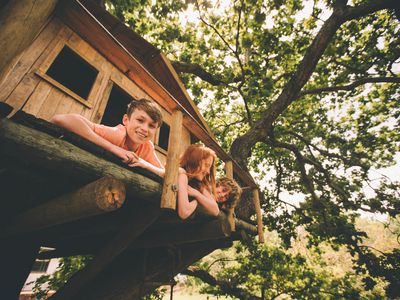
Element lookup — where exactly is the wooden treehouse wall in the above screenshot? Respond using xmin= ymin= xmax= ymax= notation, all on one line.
xmin=0 ymin=16 xmax=191 ymax=165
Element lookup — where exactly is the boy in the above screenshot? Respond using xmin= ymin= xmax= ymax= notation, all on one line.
xmin=51 ymin=98 xmax=165 ymax=176
xmin=215 ymin=177 xmax=242 ymax=210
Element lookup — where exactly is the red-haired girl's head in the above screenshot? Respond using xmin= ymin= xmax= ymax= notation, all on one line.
xmin=180 ymin=144 xmax=216 ymax=194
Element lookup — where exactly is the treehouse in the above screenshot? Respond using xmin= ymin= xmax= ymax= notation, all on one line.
xmin=0 ymin=1 xmax=264 ymax=299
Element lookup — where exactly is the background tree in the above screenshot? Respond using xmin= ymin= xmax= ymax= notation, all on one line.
xmin=68 ymin=0 xmax=400 ymax=297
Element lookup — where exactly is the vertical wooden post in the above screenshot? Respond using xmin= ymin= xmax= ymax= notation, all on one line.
xmin=224 ymin=160 xmax=236 ymax=231
xmin=252 ymin=188 xmax=265 ymax=243
xmin=160 ymin=110 xmax=183 ymax=210
xmin=224 ymin=160 xmax=233 ymax=179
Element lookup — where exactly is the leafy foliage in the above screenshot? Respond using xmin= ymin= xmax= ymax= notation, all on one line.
xmin=190 ymin=239 xmax=366 ymax=300
xmin=34 ymin=0 xmax=400 ymax=298
xmin=32 ymin=256 xmax=92 ymax=299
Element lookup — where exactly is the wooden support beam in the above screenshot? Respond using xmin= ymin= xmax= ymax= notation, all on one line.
xmin=235 ymin=219 xmax=258 ymax=236
xmin=73 ymin=239 xmax=233 ymax=300
xmin=0 ymin=177 xmax=125 ymax=238
xmin=0 ymin=237 xmax=40 ymax=299
xmin=0 ymin=119 xmax=162 ymax=200
xmin=252 ymin=189 xmax=265 ymax=243
xmin=38 ymin=213 xmax=232 ymax=259
xmin=224 ymin=160 xmax=233 ymax=179
xmin=39 ymin=218 xmax=225 ymax=257
xmin=48 ymin=204 xmax=161 ymax=300
xmin=224 ymin=160 xmax=236 ymax=231
xmin=160 ymin=110 xmax=183 ymax=210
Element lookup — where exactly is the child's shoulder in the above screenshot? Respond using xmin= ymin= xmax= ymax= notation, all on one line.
xmin=178 ymin=167 xmax=187 ymax=175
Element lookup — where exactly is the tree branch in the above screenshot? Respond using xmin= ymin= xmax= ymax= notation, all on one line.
xmin=182 ymin=266 xmax=261 ymax=300
xmin=171 ymin=61 xmax=241 ymax=86
xmin=230 ymin=0 xmax=398 ymax=168
xmin=299 ymin=77 xmax=400 ymax=97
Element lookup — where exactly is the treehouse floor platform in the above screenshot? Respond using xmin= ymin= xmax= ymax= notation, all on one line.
xmin=0 ymin=106 xmax=256 ymax=300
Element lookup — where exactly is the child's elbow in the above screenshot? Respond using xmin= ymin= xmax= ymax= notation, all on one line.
xmin=178 ymin=209 xmax=193 ymax=220
xmin=50 ymin=114 xmax=67 ymax=126
xmin=210 ymin=206 xmax=220 ymax=217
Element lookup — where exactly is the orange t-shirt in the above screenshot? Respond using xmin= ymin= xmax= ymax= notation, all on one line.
xmin=93 ymin=124 xmax=163 ymax=168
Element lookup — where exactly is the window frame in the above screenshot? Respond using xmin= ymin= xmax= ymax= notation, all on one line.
xmin=36 ymin=41 xmax=100 ymax=108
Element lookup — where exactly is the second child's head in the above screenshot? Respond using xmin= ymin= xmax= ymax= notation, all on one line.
xmin=122 ymin=99 xmax=163 ymax=147
xmin=216 ymin=177 xmax=242 ymax=209
xmin=180 ymin=144 xmax=216 ymax=192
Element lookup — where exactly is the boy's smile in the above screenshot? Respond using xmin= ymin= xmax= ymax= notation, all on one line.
xmin=123 ymin=109 xmax=158 ymax=150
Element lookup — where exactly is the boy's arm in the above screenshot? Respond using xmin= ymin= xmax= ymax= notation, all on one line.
xmin=51 ymin=114 xmax=133 ymax=163
xmin=129 ymin=156 xmax=165 ymax=177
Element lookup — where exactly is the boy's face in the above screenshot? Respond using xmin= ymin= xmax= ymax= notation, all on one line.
xmin=216 ymin=185 xmax=231 ymax=203
xmin=123 ymin=109 xmax=158 ymax=148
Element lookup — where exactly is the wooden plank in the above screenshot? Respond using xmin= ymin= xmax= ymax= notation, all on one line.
xmin=225 ymin=160 xmax=233 ymax=179
xmin=0 ymin=0 xmax=58 ymax=80
xmin=4 ymin=25 xmax=73 ymax=115
xmin=224 ymin=160 xmax=236 ymax=231
xmin=160 ymin=110 xmax=183 ymax=210
xmin=36 ymin=87 xmax=69 ymax=121
xmin=22 ymin=80 xmax=53 ymax=116
xmin=4 ymin=73 xmax=41 ymax=114
xmin=88 ymin=78 xmax=113 ymax=123
xmin=52 ymin=92 xmax=77 ymax=117
xmin=36 ymin=26 xmax=74 ymax=74
xmin=0 ymin=177 xmax=126 ymax=238
xmin=73 ymin=239 xmax=232 ymax=300
xmin=252 ymin=189 xmax=265 ymax=243
xmin=48 ymin=203 xmax=161 ymax=300
xmin=0 ymin=118 xmax=162 ymax=199
xmin=38 ymin=216 xmax=231 ymax=259
xmin=0 ymin=18 xmax=62 ymax=102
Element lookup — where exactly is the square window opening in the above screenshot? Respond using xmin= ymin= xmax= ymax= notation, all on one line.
xmin=101 ymin=84 xmax=135 ymax=127
xmin=46 ymin=46 xmax=98 ymax=100
xmin=158 ymin=122 xmax=170 ymax=151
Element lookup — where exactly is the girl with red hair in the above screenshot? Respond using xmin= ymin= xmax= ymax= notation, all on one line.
xmin=177 ymin=144 xmax=220 ymax=219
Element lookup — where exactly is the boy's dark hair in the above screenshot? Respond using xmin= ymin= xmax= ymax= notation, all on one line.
xmin=127 ymin=98 xmax=163 ymax=127
xmin=217 ymin=177 xmax=242 ymax=209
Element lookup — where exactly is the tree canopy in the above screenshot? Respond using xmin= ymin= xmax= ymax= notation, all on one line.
xmin=83 ymin=0 xmax=400 ymax=297
xmin=100 ymin=0 xmax=400 ymax=296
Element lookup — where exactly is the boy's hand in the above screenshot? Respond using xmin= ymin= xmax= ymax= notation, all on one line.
xmin=111 ymin=146 xmax=139 ymax=165
xmin=127 ymin=155 xmax=150 ymax=169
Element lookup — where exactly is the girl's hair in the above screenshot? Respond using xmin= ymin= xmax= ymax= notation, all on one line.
xmin=180 ymin=144 xmax=216 ymax=195
xmin=216 ymin=177 xmax=242 ymax=209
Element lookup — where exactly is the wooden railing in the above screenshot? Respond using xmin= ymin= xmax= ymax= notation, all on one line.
xmin=160 ymin=109 xmax=265 ymax=243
